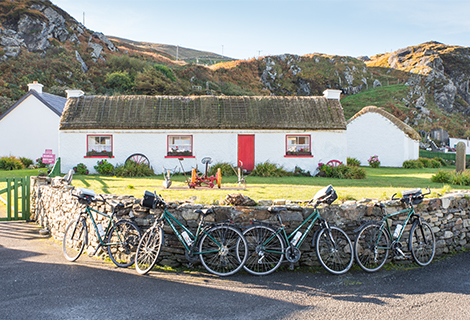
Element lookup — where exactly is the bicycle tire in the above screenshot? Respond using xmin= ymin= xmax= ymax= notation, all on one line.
xmin=242 ymin=224 xmax=285 ymax=276
xmin=135 ymin=226 xmax=164 ymax=275
xmin=199 ymin=225 xmax=248 ymax=276
xmin=409 ymin=221 xmax=435 ymax=266
xmin=63 ymin=218 xmax=87 ymax=262
xmin=107 ymin=220 xmax=142 ymax=268
xmin=354 ymin=223 xmax=390 ymax=272
xmin=316 ymin=226 xmax=354 ymax=275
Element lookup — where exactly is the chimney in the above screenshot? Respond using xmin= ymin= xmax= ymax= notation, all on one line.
xmin=65 ymin=89 xmax=85 ymax=99
xmin=323 ymin=89 xmax=342 ymax=100
xmin=28 ymin=81 xmax=43 ymax=94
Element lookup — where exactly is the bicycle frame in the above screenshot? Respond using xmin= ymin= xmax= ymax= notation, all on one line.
xmin=158 ymin=208 xmax=222 ymax=255
xmin=81 ymin=206 xmax=122 ymax=246
xmin=261 ymin=209 xmax=323 ymax=255
xmin=376 ymin=206 xmax=416 ymax=250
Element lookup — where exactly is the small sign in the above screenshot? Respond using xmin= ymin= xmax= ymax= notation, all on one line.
xmin=42 ymin=149 xmax=56 ymax=164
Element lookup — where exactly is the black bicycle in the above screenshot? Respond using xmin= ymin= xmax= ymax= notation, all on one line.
xmin=63 ymin=188 xmax=142 ymax=268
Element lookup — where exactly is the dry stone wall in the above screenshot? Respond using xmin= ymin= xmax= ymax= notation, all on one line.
xmin=31 ymin=177 xmax=470 ymax=269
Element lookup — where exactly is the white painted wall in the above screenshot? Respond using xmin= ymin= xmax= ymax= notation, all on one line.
xmin=0 ymin=95 xmax=60 ymax=160
xmin=59 ymin=129 xmax=347 ymax=174
xmin=449 ymin=138 xmax=470 ymax=154
xmin=347 ymin=113 xmax=419 ymax=167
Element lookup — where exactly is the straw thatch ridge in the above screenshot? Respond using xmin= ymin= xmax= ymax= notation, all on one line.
xmin=347 ymin=106 xmax=420 ymax=141
xmin=60 ymin=95 xmax=346 ymax=131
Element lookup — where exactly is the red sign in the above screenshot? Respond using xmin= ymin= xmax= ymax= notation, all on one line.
xmin=42 ymin=149 xmax=56 ymax=164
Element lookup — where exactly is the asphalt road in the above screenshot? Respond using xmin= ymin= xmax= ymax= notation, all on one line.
xmin=1 ymin=221 xmax=469 ymax=320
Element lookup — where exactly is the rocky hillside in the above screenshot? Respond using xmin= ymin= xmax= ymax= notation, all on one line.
xmin=1 ymin=1 xmax=470 ymax=139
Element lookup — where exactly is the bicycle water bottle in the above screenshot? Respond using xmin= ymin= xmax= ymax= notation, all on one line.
xmin=181 ymin=231 xmax=194 ymax=246
xmin=393 ymin=224 xmax=402 ymax=239
xmin=97 ymin=223 xmax=105 ymax=238
xmin=291 ymin=231 xmax=302 ymax=246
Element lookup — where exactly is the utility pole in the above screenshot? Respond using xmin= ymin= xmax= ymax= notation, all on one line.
xmin=176 ymin=45 xmax=179 ymax=61
xmin=83 ymin=12 xmax=85 ymax=25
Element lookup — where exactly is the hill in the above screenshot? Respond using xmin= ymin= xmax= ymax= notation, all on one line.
xmin=1 ymin=1 xmax=470 ymax=139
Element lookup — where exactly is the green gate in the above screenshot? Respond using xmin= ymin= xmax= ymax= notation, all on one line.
xmin=0 ymin=177 xmax=30 ymax=221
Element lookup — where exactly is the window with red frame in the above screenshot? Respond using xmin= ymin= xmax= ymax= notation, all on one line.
xmin=286 ymin=135 xmax=311 ymax=155
xmin=167 ymin=135 xmax=192 ymax=156
xmin=87 ymin=135 xmax=112 ymax=157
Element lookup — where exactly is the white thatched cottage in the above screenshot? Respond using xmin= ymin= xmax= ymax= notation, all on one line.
xmin=59 ymin=90 xmax=347 ymax=174
xmin=347 ymin=106 xmax=420 ymax=167
xmin=0 ymin=82 xmax=83 ymax=160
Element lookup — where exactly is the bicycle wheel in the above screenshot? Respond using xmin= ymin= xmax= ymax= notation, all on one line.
xmin=107 ymin=220 xmax=142 ymax=268
xmin=409 ymin=221 xmax=435 ymax=266
xmin=63 ymin=218 xmax=87 ymax=262
xmin=316 ymin=226 xmax=354 ymax=275
xmin=354 ymin=223 xmax=390 ymax=272
xmin=243 ymin=224 xmax=285 ymax=276
xmin=135 ymin=226 xmax=164 ymax=275
xmin=198 ymin=225 xmax=248 ymax=276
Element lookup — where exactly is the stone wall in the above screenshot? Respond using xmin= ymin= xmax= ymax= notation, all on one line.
xmin=31 ymin=177 xmax=470 ymax=269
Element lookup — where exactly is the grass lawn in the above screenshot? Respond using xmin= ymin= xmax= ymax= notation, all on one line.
xmin=1 ymin=166 xmax=467 ymax=204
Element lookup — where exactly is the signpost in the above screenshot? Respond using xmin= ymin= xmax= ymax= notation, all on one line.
xmin=42 ymin=149 xmax=55 ymax=164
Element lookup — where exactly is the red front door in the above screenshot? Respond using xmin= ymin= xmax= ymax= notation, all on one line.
xmin=238 ymin=134 xmax=255 ymax=170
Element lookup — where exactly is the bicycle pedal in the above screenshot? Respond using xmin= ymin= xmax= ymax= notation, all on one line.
xmin=395 ymin=247 xmax=410 ymax=259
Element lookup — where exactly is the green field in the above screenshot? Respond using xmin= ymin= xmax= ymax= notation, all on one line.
xmin=1 ymin=166 xmax=466 ymax=204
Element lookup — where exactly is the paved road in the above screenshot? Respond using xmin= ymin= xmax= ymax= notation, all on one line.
xmin=1 ymin=221 xmax=469 ymax=320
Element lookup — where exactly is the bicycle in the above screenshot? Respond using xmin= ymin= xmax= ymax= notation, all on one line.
xmin=63 ymin=187 xmax=142 ymax=268
xmin=242 ymin=185 xmax=354 ymax=276
xmin=135 ymin=191 xmax=248 ymax=276
xmin=354 ymin=188 xmax=436 ymax=273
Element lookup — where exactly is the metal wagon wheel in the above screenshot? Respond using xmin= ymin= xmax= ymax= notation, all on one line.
xmin=326 ymin=160 xmax=342 ymax=167
xmin=125 ymin=153 xmax=150 ymax=166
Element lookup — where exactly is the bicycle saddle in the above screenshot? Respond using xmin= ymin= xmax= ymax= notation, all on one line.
xmin=267 ymin=207 xmax=287 ymax=213
xmin=194 ymin=208 xmax=214 ymax=216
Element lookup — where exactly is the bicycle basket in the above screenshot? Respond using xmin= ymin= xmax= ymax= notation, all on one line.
xmin=401 ymin=188 xmax=423 ymax=205
xmin=141 ymin=191 xmax=157 ymax=208
xmin=312 ymin=185 xmax=337 ymax=205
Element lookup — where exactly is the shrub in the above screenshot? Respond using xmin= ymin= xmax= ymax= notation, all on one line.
xmin=431 ymin=170 xmax=451 ymax=183
xmin=451 ymin=171 xmax=470 ymax=186
xmin=368 ymin=155 xmax=380 ymax=168
xmin=73 ymin=163 xmax=89 ymax=175
xmin=317 ymin=163 xmax=366 ymax=179
xmin=36 ymin=157 xmax=49 ymax=168
xmin=250 ymin=161 xmax=292 ymax=177
xmin=434 ymin=157 xmax=447 ymax=167
xmin=114 ymin=161 xmax=155 ymax=177
xmin=0 ymin=156 xmax=25 ymax=170
xmin=403 ymin=159 xmax=424 ymax=169
xmin=418 ymin=157 xmax=431 ymax=168
xmin=347 ymin=157 xmax=361 ymax=167
xmin=20 ymin=157 xmax=33 ymax=168
xmin=293 ymin=166 xmax=311 ymax=177
xmin=207 ymin=162 xmax=236 ymax=176
xmin=154 ymin=64 xmax=176 ymax=81
xmin=105 ymin=71 xmax=133 ymax=91
xmin=94 ymin=160 xmax=114 ymax=175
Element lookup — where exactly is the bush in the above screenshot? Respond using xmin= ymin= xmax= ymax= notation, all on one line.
xmin=317 ymin=163 xmax=366 ymax=179
xmin=19 ymin=157 xmax=33 ymax=168
xmin=36 ymin=157 xmax=49 ymax=168
xmin=293 ymin=166 xmax=311 ymax=177
xmin=434 ymin=157 xmax=447 ymax=167
xmin=250 ymin=161 xmax=292 ymax=177
xmin=403 ymin=159 xmax=424 ymax=169
xmin=368 ymin=155 xmax=380 ymax=168
xmin=431 ymin=170 xmax=451 ymax=183
xmin=0 ymin=156 xmax=25 ymax=170
xmin=207 ymin=162 xmax=236 ymax=176
xmin=114 ymin=161 xmax=155 ymax=177
xmin=73 ymin=163 xmax=89 ymax=175
xmin=94 ymin=160 xmax=114 ymax=175
xmin=347 ymin=157 xmax=361 ymax=167
xmin=105 ymin=71 xmax=133 ymax=91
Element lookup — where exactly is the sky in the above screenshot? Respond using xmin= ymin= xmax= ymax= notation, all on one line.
xmin=52 ymin=0 xmax=470 ymax=60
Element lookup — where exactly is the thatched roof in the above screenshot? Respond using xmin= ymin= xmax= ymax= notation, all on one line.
xmin=347 ymin=106 xmax=420 ymax=141
xmin=60 ymin=95 xmax=346 ymax=131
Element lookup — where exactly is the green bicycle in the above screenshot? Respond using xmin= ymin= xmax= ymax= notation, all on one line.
xmin=242 ymin=185 xmax=354 ymax=276
xmin=135 ymin=191 xmax=248 ymax=276
xmin=354 ymin=188 xmax=436 ymax=272
xmin=63 ymin=188 xmax=142 ymax=268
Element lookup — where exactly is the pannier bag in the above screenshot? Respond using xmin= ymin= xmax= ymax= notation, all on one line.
xmin=312 ymin=185 xmax=338 ymax=205
xmin=141 ymin=190 xmax=157 ymax=208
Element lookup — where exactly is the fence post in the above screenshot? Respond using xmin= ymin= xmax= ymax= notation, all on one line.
xmin=22 ymin=177 xmax=30 ymax=221
xmin=13 ymin=178 xmax=19 ymax=219
xmin=6 ymin=178 xmax=11 ymax=220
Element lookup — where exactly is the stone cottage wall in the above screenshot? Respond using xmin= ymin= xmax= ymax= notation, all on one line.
xmin=31 ymin=177 xmax=470 ymax=269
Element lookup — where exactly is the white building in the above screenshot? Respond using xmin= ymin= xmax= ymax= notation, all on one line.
xmin=0 ymin=82 xmax=84 ymax=161
xmin=347 ymin=106 xmax=420 ymax=167
xmin=59 ymin=91 xmax=347 ymax=174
